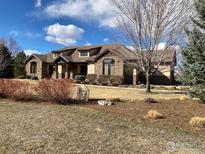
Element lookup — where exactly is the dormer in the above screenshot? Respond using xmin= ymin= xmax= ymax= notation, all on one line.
xmin=53 ymin=53 xmax=63 ymax=59
xmin=79 ymin=51 xmax=89 ymax=58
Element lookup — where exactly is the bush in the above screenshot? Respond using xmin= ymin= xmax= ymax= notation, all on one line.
xmin=11 ymin=82 xmax=34 ymax=101
xmin=98 ymin=75 xmax=110 ymax=86
xmin=17 ymin=75 xmax=25 ymax=79
xmin=30 ymin=76 xmax=38 ymax=80
xmin=35 ymin=79 xmax=73 ymax=104
xmin=74 ymin=75 xmax=86 ymax=82
xmin=0 ymin=79 xmax=20 ymax=98
xmin=110 ymin=76 xmax=123 ymax=86
xmin=86 ymin=74 xmax=97 ymax=84
xmin=0 ymin=79 xmax=34 ymax=101
xmin=190 ymin=117 xmax=205 ymax=128
xmin=144 ymin=110 xmax=164 ymax=119
xmin=180 ymin=95 xmax=190 ymax=101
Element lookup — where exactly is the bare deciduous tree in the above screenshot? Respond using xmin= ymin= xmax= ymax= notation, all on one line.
xmin=0 ymin=36 xmax=21 ymax=71
xmin=111 ymin=0 xmax=194 ymax=92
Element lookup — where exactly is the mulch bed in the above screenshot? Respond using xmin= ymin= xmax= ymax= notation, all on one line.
xmin=83 ymin=99 xmax=205 ymax=133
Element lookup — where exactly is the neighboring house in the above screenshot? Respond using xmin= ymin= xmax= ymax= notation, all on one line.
xmin=25 ymin=44 xmax=176 ymax=85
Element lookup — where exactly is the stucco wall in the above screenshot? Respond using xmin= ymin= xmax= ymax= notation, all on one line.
xmin=95 ymin=51 xmax=124 ymax=77
xmin=87 ymin=63 xmax=95 ymax=74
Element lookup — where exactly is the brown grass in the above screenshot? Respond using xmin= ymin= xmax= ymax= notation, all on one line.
xmin=0 ymin=101 xmax=204 ymax=153
xmin=144 ymin=110 xmax=164 ymax=119
xmin=84 ymin=99 xmax=205 ymax=132
xmin=190 ymin=117 xmax=205 ymax=128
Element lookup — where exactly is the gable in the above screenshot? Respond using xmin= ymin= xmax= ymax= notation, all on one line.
xmin=95 ymin=49 xmax=125 ymax=62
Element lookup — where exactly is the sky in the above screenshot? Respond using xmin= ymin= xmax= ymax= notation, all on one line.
xmin=0 ymin=0 xmax=122 ymax=55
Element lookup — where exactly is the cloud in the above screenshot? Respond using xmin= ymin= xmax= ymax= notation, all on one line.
xmin=103 ymin=38 xmax=109 ymax=42
xmin=157 ymin=42 xmax=167 ymax=50
xmin=44 ymin=0 xmax=117 ymax=28
xmin=45 ymin=23 xmax=85 ymax=46
xmin=24 ymin=49 xmax=42 ymax=56
xmin=35 ymin=0 xmax=41 ymax=8
xmin=126 ymin=45 xmax=135 ymax=51
xmin=85 ymin=42 xmax=92 ymax=46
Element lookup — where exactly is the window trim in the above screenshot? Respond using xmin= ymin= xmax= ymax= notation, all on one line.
xmin=103 ymin=58 xmax=115 ymax=75
xmin=30 ymin=62 xmax=37 ymax=74
xmin=79 ymin=51 xmax=89 ymax=57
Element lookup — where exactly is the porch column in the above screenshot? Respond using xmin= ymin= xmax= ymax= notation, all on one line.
xmin=70 ymin=71 xmax=73 ymax=80
xmin=58 ymin=64 xmax=62 ymax=79
xmin=65 ymin=63 xmax=69 ymax=79
xmin=52 ymin=64 xmax=58 ymax=79
xmin=133 ymin=68 xmax=137 ymax=86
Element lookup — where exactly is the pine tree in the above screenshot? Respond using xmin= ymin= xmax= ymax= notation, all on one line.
xmin=181 ymin=0 xmax=205 ymax=102
xmin=14 ymin=51 xmax=26 ymax=78
xmin=0 ymin=44 xmax=14 ymax=78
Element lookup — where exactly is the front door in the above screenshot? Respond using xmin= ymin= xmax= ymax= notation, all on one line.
xmin=80 ymin=65 xmax=87 ymax=75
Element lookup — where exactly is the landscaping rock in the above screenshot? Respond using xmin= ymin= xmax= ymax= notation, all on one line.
xmin=76 ymin=85 xmax=90 ymax=102
xmin=98 ymin=100 xmax=113 ymax=106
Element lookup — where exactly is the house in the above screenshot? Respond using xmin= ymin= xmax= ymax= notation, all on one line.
xmin=25 ymin=44 xmax=176 ymax=85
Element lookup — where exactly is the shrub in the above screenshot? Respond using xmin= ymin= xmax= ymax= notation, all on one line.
xmin=110 ymin=76 xmax=123 ymax=86
xmin=86 ymin=74 xmax=97 ymax=84
xmin=74 ymin=75 xmax=86 ymax=82
xmin=0 ymin=79 xmax=34 ymax=101
xmin=30 ymin=76 xmax=38 ymax=80
xmin=0 ymin=79 xmax=20 ymax=98
xmin=11 ymin=82 xmax=34 ymax=101
xmin=180 ymin=95 xmax=190 ymax=101
xmin=17 ymin=75 xmax=25 ymax=79
xmin=144 ymin=97 xmax=158 ymax=104
xmin=98 ymin=75 xmax=110 ymax=86
xmin=145 ymin=110 xmax=164 ymax=119
xmin=35 ymin=79 xmax=73 ymax=104
xmin=190 ymin=117 xmax=205 ymax=128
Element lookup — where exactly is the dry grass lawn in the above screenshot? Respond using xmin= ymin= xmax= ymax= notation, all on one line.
xmin=87 ymin=85 xmax=186 ymax=101
xmin=16 ymin=79 xmax=186 ymax=101
xmin=85 ymin=99 xmax=205 ymax=133
xmin=0 ymin=100 xmax=204 ymax=154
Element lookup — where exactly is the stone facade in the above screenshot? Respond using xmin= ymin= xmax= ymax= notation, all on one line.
xmin=95 ymin=51 xmax=124 ymax=77
xmin=25 ymin=56 xmax=44 ymax=79
xmin=25 ymin=44 xmax=176 ymax=85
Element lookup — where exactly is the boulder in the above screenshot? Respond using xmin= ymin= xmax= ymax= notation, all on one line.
xmin=98 ymin=100 xmax=113 ymax=106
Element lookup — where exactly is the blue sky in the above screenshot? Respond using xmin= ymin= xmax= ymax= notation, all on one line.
xmin=0 ymin=0 xmax=120 ymax=55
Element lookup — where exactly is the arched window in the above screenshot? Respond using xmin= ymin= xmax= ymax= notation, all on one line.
xmin=103 ymin=58 xmax=115 ymax=75
xmin=30 ymin=62 xmax=37 ymax=74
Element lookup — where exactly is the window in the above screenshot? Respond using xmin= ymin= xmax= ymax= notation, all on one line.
xmin=103 ymin=58 xmax=115 ymax=75
xmin=30 ymin=62 xmax=37 ymax=74
xmin=53 ymin=54 xmax=59 ymax=58
xmin=79 ymin=51 xmax=89 ymax=57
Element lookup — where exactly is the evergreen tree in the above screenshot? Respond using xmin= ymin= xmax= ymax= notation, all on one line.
xmin=181 ymin=0 xmax=205 ymax=102
xmin=14 ymin=51 xmax=26 ymax=78
xmin=0 ymin=44 xmax=14 ymax=78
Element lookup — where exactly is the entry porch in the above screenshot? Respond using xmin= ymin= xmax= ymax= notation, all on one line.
xmin=51 ymin=63 xmax=88 ymax=79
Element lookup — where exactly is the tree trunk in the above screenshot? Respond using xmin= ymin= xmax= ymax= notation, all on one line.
xmin=146 ymin=72 xmax=151 ymax=93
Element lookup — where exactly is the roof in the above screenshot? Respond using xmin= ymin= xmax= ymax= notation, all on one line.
xmin=25 ymin=44 xmax=176 ymax=64
xmin=25 ymin=54 xmax=47 ymax=63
